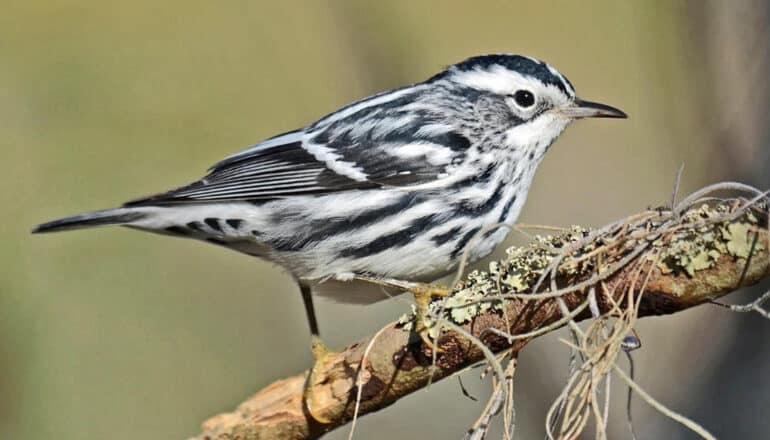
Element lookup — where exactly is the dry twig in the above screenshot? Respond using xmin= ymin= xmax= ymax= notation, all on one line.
xmin=192 ymin=183 xmax=769 ymax=440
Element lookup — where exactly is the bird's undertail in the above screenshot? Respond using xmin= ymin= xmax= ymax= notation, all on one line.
xmin=32 ymin=208 xmax=147 ymax=234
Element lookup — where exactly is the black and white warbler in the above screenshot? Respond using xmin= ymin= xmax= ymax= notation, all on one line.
xmin=34 ymin=54 xmax=625 ymax=418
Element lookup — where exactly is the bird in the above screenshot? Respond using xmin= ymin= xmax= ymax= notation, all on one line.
xmin=33 ymin=54 xmax=626 ymax=420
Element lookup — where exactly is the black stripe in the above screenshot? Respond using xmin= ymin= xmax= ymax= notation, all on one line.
xmin=226 ymin=219 xmax=243 ymax=229
xmin=497 ymin=193 xmax=518 ymax=223
xmin=451 ymin=226 xmax=482 ymax=259
xmin=206 ymin=238 xmax=226 ymax=245
xmin=125 ymin=137 xmax=375 ymax=206
xmin=374 ymin=112 xmax=471 ymax=151
xmin=311 ymin=194 xmax=417 ymax=237
xmin=186 ymin=221 xmax=205 ymax=232
xmin=209 ymin=140 xmax=304 ymax=172
xmin=248 ymin=198 xmax=277 ymax=206
xmin=339 ymin=214 xmax=441 ymax=259
xmin=204 ymin=218 xmax=222 ymax=232
xmin=431 ymin=226 xmax=463 ymax=246
xmin=432 ymin=55 xmax=572 ymax=96
xmin=452 ymin=180 xmax=505 ymax=217
xmin=309 ymin=86 xmax=419 ymax=131
xmin=432 ymin=131 xmax=471 ymax=151
xmin=447 ymin=163 xmax=496 ymax=190
xmin=450 ymin=85 xmax=486 ymax=102
xmin=269 ymin=194 xmax=419 ymax=252
xmin=32 ymin=210 xmax=146 ymax=233
xmin=164 ymin=226 xmax=188 ymax=235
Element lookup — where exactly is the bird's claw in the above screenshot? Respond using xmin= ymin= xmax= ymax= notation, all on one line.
xmin=414 ymin=317 xmax=444 ymax=353
xmin=410 ymin=283 xmax=452 ymax=352
xmin=303 ymin=335 xmax=335 ymax=424
xmin=356 ymin=276 xmax=452 ymax=351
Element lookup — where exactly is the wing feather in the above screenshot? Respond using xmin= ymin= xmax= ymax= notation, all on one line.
xmin=125 ymin=86 xmax=470 ymax=206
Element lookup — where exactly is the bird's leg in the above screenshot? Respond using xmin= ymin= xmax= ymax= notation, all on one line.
xmin=299 ymin=283 xmax=335 ymax=424
xmin=409 ymin=282 xmax=452 ymax=349
xmin=355 ymin=276 xmax=452 ymax=349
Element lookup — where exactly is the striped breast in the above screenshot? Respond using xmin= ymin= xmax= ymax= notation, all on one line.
xmin=248 ymin=157 xmax=528 ymax=282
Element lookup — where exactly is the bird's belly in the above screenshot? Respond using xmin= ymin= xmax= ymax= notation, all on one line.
xmin=142 ymin=181 xmax=527 ymax=291
xmin=261 ymin=186 xmax=524 ymax=282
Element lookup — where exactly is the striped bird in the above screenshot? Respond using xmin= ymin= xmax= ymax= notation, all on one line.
xmin=34 ymin=54 xmax=625 ymax=418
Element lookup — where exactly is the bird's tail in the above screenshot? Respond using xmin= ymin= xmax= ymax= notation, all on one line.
xmin=32 ymin=208 xmax=148 ymax=234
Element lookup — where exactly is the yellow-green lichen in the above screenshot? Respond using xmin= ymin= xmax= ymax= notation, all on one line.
xmin=396 ymin=203 xmax=765 ymax=333
xmin=723 ymin=222 xmax=756 ymax=258
xmin=655 ymin=204 xmax=763 ymax=276
xmin=420 ymin=226 xmax=596 ymax=328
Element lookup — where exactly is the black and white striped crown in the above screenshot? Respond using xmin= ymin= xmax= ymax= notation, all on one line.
xmin=430 ymin=54 xmax=575 ymax=97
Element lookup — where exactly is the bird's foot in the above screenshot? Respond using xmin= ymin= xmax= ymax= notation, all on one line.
xmin=354 ymin=276 xmax=453 ymax=350
xmin=303 ymin=335 xmax=337 ymax=424
xmin=409 ymin=283 xmax=452 ymax=352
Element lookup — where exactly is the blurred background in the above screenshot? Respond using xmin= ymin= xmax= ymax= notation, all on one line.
xmin=3 ymin=1 xmax=769 ymax=439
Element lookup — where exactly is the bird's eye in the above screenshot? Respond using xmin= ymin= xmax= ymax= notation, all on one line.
xmin=512 ymin=90 xmax=535 ymax=108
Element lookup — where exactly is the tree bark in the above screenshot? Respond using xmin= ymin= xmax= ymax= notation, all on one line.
xmin=192 ymin=202 xmax=769 ymax=440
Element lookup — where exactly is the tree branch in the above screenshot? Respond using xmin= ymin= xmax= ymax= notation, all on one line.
xmin=192 ymin=188 xmax=769 ymax=440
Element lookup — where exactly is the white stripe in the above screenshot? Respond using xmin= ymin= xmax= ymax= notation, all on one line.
xmin=415 ymin=123 xmax=454 ymax=137
xmin=214 ymin=162 xmax=319 ymax=181
xmin=213 ymin=163 xmax=290 ymax=181
xmin=214 ymin=86 xmax=424 ymax=184
xmin=203 ymin=176 xmax=319 ymax=192
xmin=452 ymin=65 xmax=571 ymax=107
xmin=304 ymin=142 xmax=368 ymax=182
xmin=219 ymin=131 xmax=305 ymax=164
xmin=179 ymin=177 xmax=319 ymax=197
xmin=546 ymin=64 xmax=574 ymax=96
xmin=195 ymin=186 xmax=325 ymax=199
xmin=311 ymin=85 xmax=423 ymax=128
xmin=215 ymin=159 xmax=284 ymax=175
xmin=387 ymin=142 xmax=454 ymax=166
xmin=218 ymin=168 xmax=321 ymax=182
xmin=189 ymin=175 xmax=319 ymax=192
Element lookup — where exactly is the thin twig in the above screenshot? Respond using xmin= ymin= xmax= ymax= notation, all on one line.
xmin=348 ymin=324 xmax=390 ymax=440
xmin=712 ymin=289 xmax=770 ymax=319
xmin=671 ymin=162 xmax=685 ymax=212
xmin=624 ymin=349 xmax=639 ymax=440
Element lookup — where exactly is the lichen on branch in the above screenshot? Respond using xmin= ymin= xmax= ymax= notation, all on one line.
xmin=193 ymin=183 xmax=770 ymax=440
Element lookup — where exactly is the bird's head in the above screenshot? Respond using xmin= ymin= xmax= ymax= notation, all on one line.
xmin=433 ymin=54 xmax=626 ymax=150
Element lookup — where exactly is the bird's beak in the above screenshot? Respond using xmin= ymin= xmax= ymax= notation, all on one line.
xmin=560 ymin=98 xmax=627 ymax=119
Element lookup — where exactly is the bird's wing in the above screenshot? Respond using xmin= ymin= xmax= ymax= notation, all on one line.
xmin=125 ymin=102 xmax=470 ymax=206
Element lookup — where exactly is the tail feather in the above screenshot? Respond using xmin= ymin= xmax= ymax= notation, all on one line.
xmin=32 ymin=208 xmax=147 ymax=234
